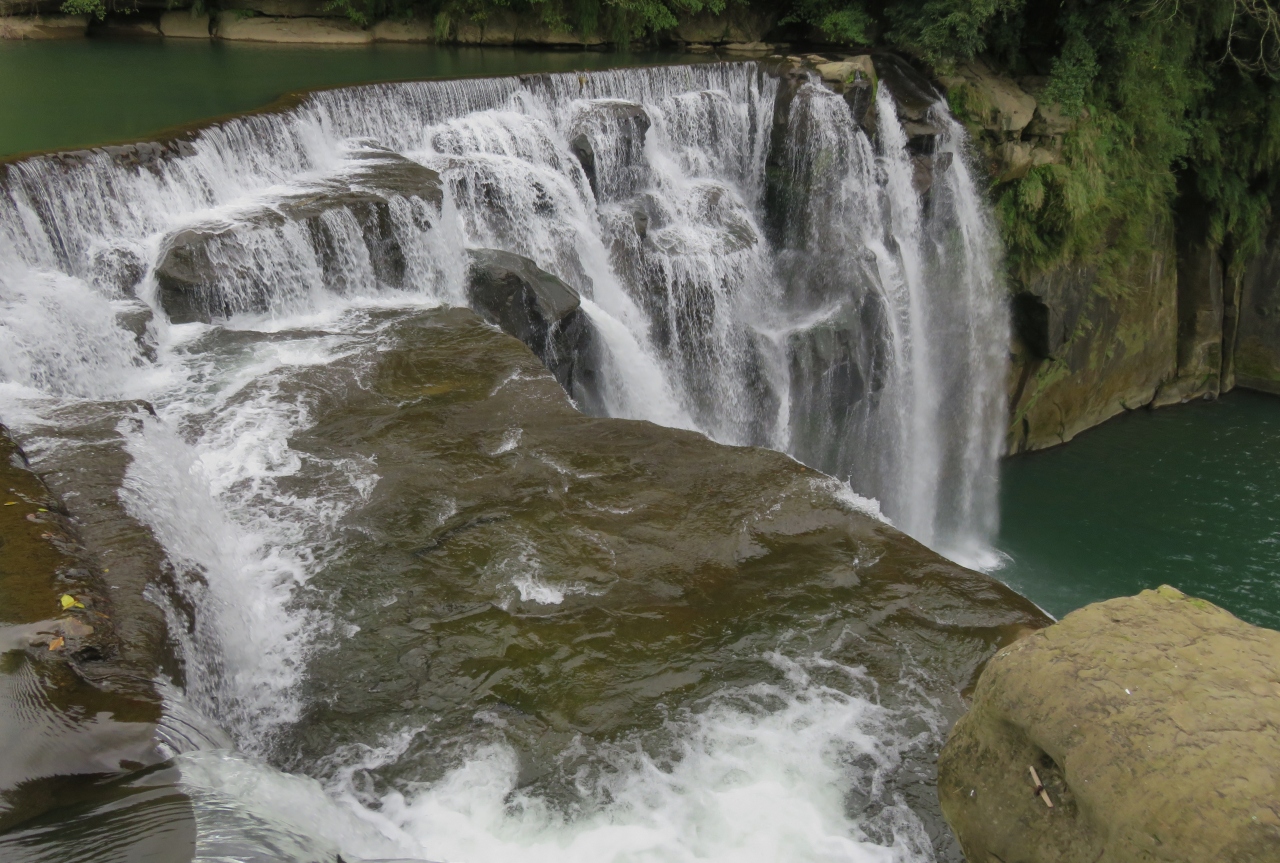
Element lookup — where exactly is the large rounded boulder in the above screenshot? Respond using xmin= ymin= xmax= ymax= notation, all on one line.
xmin=938 ymin=585 xmax=1280 ymax=863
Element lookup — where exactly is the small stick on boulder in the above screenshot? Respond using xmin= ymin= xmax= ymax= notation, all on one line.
xmin=1028 ymin=765 xmax=1054 ymax=808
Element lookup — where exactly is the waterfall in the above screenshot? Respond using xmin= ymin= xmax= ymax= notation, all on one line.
xmin=0 ymin=62 xmax=1005 ymax=562
xmin=0 ymin=59 xmax=1012 ymax=863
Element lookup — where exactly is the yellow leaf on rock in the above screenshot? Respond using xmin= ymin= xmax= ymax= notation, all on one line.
xmin=48 ymin=637 xmax=64 ymax=651
xmin=60 ymin=594 xmax=85 ymax=610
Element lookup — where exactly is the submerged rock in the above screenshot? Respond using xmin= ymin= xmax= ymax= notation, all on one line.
xmin=466 ymin=248 xmax=601 ymax=412
xmin=156 ymin=149 xmax=443 ymax=322
xmin=0 ymin=426 xmax=170 ymax=834
xmin=939 ymin=585 xmax=1280 ymax=863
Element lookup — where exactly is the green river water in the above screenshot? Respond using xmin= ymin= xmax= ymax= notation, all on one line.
xmin=0 ymin=38 xmax=686 ymax=158
xmin=998 ymin=390 xmax=1280 ymax=630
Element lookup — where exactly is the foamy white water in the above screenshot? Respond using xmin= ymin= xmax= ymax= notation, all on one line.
xmin=166 ymin=653 xmax=937 ymax=863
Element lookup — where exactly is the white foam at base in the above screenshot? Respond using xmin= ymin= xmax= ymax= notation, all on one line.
xmin=172 ymin=654 xmax=936 ymax=863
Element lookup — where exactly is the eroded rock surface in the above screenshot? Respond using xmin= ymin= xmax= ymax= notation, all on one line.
xmin=466 ymin=248 xmax=601 ymax=412
xmin=939 ymin=585 xmax=1280 ymax=863
xmin=156 ymin=149 xmax=443 ymax=322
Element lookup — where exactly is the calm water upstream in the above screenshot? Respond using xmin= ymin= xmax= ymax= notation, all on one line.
xmin=0 ymin=39 xmax=688 ymax=158
xmin=999 ymin=391 xmax=1280 ymax=629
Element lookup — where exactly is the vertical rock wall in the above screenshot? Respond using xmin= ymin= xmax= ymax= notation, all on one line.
xmin=1236 ymin=219 xmax=1280 ymax=395
xmin=1007 ymin=223 xmax=1177 ymax=453
xmin=940 ymin=61 xmax=1277 ymax=453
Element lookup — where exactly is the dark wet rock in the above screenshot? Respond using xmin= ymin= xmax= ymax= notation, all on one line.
xmin=940 ymin=586 xmax=1280 ymax=863
xmin=266 ymin=307 xmax=1050 ymax=859
xmin=465 ymin=248 xmax=601 ymax=412
xmin=785 ymin=293 xmax=892 ymax=475
xmin=115 ymin=300 xmax=158 ymax=362
xmin=156 ymin=150 xmax=443 ymax=323
xmin=871 ymin=54 xmax=940 ymax=124
xmin=568 ymin=100 xmax=650 ymax=201
xmin=843 ymin=79 xmax=876 ymax=129
xmin=88 ymin=245 xmax=147 ymax=296
xmin=568 ymin=132 xmax=596 ymax=194
xmin=40 ymin=138 xmax=199 ymax=174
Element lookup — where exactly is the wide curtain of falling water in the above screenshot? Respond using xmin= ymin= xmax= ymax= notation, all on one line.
xmin=0 ymin=59 xmax=1012 ymax=863
xmin=0 ymin=62 xmax=1005 ymax=566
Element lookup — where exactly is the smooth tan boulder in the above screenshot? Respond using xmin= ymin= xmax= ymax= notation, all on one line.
xmin=159 ymin=11 xmax=210 ymax=38
xmin=939 ymin=585 xmax=1280 ymax=863
xmin=720 ymin=41 xmax=771 ymax=54
xmin=814 ymin=55 xmax=875 ymax=86
xmin=0 ymin=14 xmax=87 ymax=39
xmin=213 ymin=13 xmax=372 ymax=43
xmin=102 ymin=17 xmax=161 ymax=36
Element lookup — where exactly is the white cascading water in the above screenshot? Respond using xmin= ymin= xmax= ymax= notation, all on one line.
xmin=0 ymin=62 xmax=1006 ymax=862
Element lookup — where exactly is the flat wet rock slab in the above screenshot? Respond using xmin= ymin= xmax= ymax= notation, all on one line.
xmin=227 ymin=306 xmax=1048 ymax=857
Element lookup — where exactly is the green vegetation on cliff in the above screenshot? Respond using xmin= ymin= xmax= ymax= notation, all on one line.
xmin=945 ymin=0 xmax=1280 ymax=285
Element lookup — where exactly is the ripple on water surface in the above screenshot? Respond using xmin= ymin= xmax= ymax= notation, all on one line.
xmin=998 ymin=391 xmax=1280 ymax=629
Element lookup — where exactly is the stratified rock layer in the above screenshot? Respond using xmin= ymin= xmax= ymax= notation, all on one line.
xmin=938 ymin=585 xmax=1280 ymax=863
xmin=466 ymin=248 xmax=601 ymax=412
xmin=155 ymin=149 xmax=443 ymax=322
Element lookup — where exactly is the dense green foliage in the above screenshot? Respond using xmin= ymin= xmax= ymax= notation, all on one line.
xmin=958 ymin=0 xmax=1280 ymax=285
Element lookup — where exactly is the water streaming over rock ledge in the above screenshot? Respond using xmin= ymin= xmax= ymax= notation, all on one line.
xmin=0 ymin=61 xmax=1035 ymax=863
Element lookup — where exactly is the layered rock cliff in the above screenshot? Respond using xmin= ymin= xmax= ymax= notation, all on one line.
xmin=933 ymin=60 xmax=1278 ymax=452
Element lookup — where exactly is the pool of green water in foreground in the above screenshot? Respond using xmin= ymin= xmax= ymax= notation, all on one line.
xmin=998 ymin=390 xmax=1280 ymax=630
xmin=0 ymin=38 xmax=687 ymax=158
